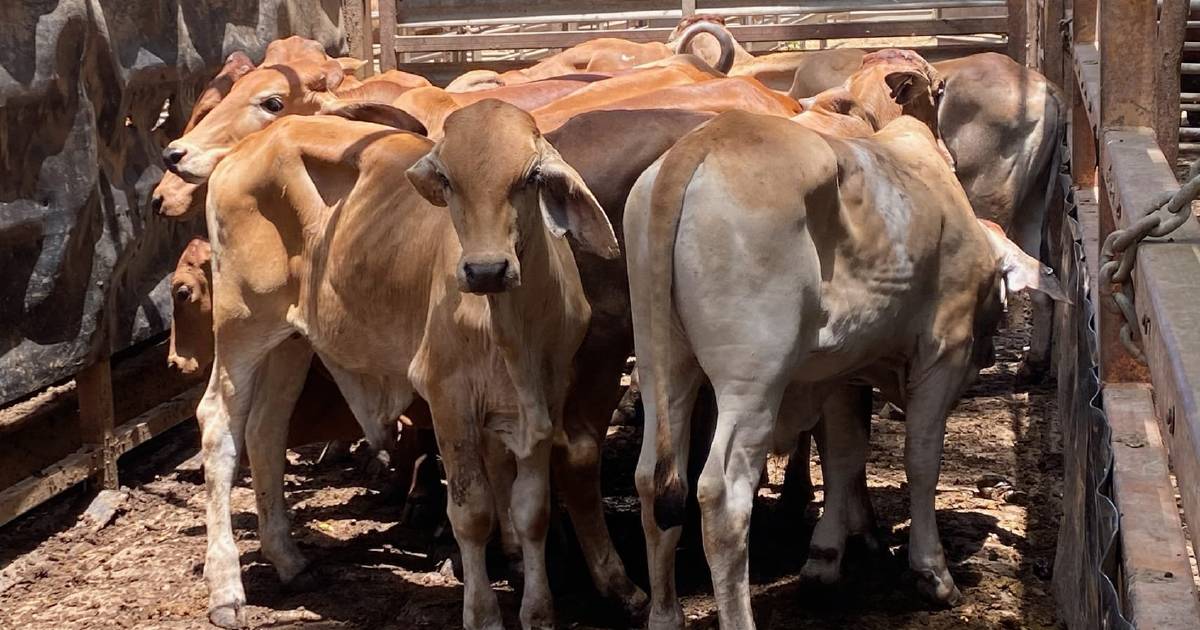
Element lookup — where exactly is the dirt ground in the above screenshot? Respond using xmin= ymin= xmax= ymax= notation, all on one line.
xmin=0 ymin=316 xmax=1061 ymax=629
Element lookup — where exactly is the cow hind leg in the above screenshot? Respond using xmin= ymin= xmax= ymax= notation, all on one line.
xmin=800 ymin=386 xmax=873 ymax=585
xmin=553 ymin=412 xmax=647 ymax=619
xmin=200 ymin=330 xmax=288 ymax=629
xmin=904 ymin=358 xmax=969 ymax=607
xmin=245 ymin=336 xmax=313 ymax=586
xmin=482 ymin=430 xmax=522 ymax=576
xmin=634 ymin=345 xmax=704 ymax=630
xmin=696 ymin=381 xmax=786 ymax=630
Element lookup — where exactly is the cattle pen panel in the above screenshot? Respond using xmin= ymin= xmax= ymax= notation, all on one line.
xmin=1049 ymin=0 xmax=1200 ymax=627
xmin=344 ymin=0 xmax=1017 ymax=85
xmin=0 ymin=2 xmax=347 ymax=529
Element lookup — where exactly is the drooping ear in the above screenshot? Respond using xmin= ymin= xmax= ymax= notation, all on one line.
xmin=535 ymin=138 xmax=620 ymax=259
xmin=319 ymin=101 xmax=428 ymax=135
xmin=884 ymin=69 xmax=932 ymax=105
xmin=306 ymin=59 xmax=346 ymax=92
xmin=980 ymin=221 xmax=1070 ymax=303
xmin=336 ymin=56 xmax=367 ymax=74
xmin=221 ymin=51 xmax=255 ymax=80
xmin=405 ymin=153 xmax=448 ymax=207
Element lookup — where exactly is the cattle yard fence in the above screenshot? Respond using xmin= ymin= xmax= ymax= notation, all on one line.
xmin=345 ymin=0 xmax=1019 ymax=85
xmin=5 ymin=3 xmax=1200 ymax=629
xmin=1047 ymin=1 xmax=1200 ymax=627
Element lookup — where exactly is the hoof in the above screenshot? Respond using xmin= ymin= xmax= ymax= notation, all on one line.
xmin=1016 ymin=359 xmax=1050 ymax=385
xmin=621 ymin=586 xmax=650 ymax=623
xmin=646 ymin=607 xmax=685 ymax=630
xmin=799 ymin=560 xmax=841 ymax=585
xmin=914 ymin=567 xmax=962 ymax=607
xmin=209 ymin=603 xmax=247 ymax=629
xmin=282 ymin=565 xmax=320 ymax=593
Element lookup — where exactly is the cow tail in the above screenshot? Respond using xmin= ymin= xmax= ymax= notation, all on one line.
xmin=676 ymin=21 xmax=736 ymax=75
xmin=645 ymin=135 xmax=709 ymax=531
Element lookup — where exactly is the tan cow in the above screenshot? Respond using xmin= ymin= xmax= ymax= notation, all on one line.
xmin=195 ymin=106 xmax=647 ymax=628
xmin=624 ymin=67 xmax=1066 ymax=629
xmin=166 ymin=237 xmax=441 ymax=495
xmin=667 ymin=14 xmax=864 ymax=93
xmin=446 ymin=38 xmax=679 ymax=92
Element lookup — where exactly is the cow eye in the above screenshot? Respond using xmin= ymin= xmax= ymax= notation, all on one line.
xmin=437 ymin=172 xmax=451 ymax=190
xmin=261 ymin=96 xmax=284 ymax=113
xmin=526 ymin=166 xmax=541 ymax=187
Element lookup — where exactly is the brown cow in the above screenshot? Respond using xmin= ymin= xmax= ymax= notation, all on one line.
xmin=194 ymin=108 xmax=650 ymax=628
xmin=445 ymin=38 xmax=675 ymax=92
xmin=166 ymin=237 xmax=440 ymax=504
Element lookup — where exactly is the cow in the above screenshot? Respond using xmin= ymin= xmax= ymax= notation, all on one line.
xmin=194 ymin=104 xmax=667 ymax=628
xmin=166 ymin=237 xmax=440 ymax=496
xmin=623 ymin=58 xmax=1067 ymax=629
xmin=446 ymin=38 xmax=682 ymax=92
xmin=152 ymin=37 xmax=424 ymax=219
xmin=667 ymin=14 xmax=864 ymax=93
xmin=532 ymin=75 xmax=799 ymax=133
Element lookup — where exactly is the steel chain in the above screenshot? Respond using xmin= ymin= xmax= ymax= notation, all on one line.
xmin=1099 ymin=158 xmax=1200 ymax=362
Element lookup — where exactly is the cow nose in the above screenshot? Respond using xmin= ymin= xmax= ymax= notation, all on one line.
xmin=462 ymin=260 xmax=510 ymax=294
xmin=175 ymin=285 xmax=192 ymax=302
xmin=162 ymin=146 xmax=186 ymax=168
xmin=151 ymin=194 xmax=164 ymax=214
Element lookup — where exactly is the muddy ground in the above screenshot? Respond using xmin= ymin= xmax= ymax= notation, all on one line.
xmin=0 ymin=318 xmax=1061 ymax=629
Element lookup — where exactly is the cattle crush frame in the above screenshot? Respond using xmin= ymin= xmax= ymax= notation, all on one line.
xmin=3 ymin=1 xmax=1200 ymax=628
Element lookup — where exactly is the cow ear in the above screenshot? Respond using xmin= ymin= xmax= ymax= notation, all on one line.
xmin=406 ymin=153 xmax=448 ymax=207
xmin=884 ymin=70 xmax=931 ymax=105
xmin=535 ymin=138 xmax=620 ymax=259
xmin=222 ymin=51 xmax=255 ymax=80
xmin=336 ymin=57 xmax=367 ymax=74
xmin=981 ymin=222 xmax=1070 ymax=303
xmin=319 ymin=101 xmax=427 ymax=135
xmin=307 ymin=59 xmax=346 ymax=92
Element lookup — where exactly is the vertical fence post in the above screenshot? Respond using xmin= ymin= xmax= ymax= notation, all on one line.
xmin=1071 ymin=0 xmax=1097 ymax=189
xmin=681 ymin=0 xmax=696 ymax=18
xmin=1098 ymin=0 xmax=1156 ymax=382
xmin=1040 ymin=0 xmax=1064 ymax=87
xmin=342 ymin=0 xmax=370 ymax=78
xmin=78 ymin=358 xmax=118 ymax=490
xmin=1158 ymin=0 xmax=1188 ymax=166
xmin=379 ymin=0 xmax=397 ymax=71
xmin=1008 ymin=0 xmax=1027 ymax=64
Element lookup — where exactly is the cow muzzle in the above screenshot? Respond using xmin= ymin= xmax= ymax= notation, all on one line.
xmin=458 ymin=257 xmax=520 ymax=294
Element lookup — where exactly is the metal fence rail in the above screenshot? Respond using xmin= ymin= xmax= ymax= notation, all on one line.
xmin=1049 ymin=1 xmax=1200 ymax=627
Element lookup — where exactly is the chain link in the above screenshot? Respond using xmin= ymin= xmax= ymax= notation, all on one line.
xmin=1099 ymin=158 xmax=1200 ymax=362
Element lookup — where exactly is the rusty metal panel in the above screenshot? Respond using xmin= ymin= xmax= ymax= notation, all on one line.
xmin=0 ymin=1 xmax=346 ymax=405
xmin=1105 ymin=383 xmax=1200 ymax=630
xmin=1052 ymin=179 xmax=1131 ymax=629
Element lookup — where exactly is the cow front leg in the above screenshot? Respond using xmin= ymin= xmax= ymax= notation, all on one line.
xmin=904 ymin=359 xmax=967 ymax=606
xmin=199 ymin=339 xmax=276 ymax=628
xmin=245 ymin=337 xmax=313 ymax=586
xmin=431 ymin=401 xmax=502 ymax=630
xmin=510 ymin=433 xmax=554 ymax=630
xmin=800 ymin=386 xmax=873 ymax=585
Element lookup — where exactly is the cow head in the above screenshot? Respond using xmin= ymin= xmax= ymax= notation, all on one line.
xmin=163 ymin=56 xmax=347 ymax=183
xmin=167 ymin=238 xmax=214 ymax=374
xmin=846 ymin=49 xmax=945 ymax=134
xmin=970 ymin=219 xmax=1069 ymax=370
xmin=153 ymin=52 xmax=255 ymax=219
xmin=406 ymin=99 xmax=618 ymax=295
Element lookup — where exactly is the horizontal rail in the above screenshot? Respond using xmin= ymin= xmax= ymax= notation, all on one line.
xmin=394 ymin=17 xmax=1007 ymax=52
xmin=394 ymin=0 xmax=1007 ymax=23
xmin=1105 ymin=383 xmax=1200 ymax=629
xmin=1099 ymin=127 xmax=1200 ymax=588
xmin=397 ymin=41 xmax=1005 ymax=86
xmin=0 ymin=384 xmax=202 ymax=528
